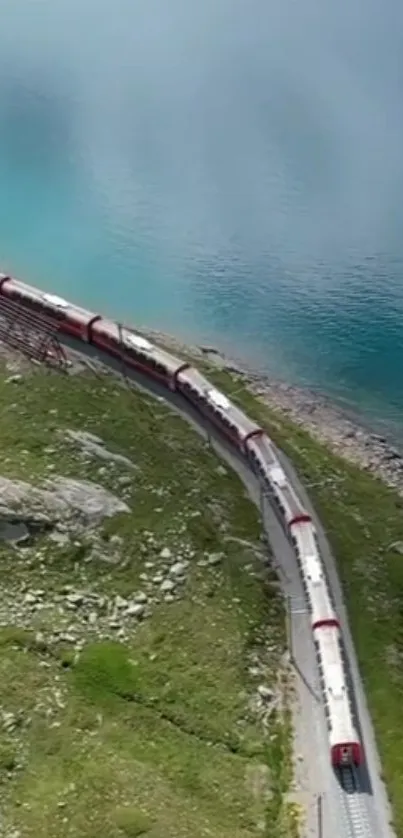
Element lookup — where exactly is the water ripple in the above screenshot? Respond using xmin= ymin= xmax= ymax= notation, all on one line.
xmin=0 ymin=0 xmax=403 ymax=427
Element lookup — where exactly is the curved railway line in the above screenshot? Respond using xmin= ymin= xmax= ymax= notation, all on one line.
xmin=0 ymin=273 xmax=395 ymax=838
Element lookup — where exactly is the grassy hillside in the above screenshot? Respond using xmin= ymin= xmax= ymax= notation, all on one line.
xmin=0 ymin=357 xmax=294 ymax=838
xmin=202 ymin=363 xmax=403 ymax=836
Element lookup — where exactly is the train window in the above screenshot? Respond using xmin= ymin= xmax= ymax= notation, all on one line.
xmin=42 ymin=303 xmax=67 ymax=322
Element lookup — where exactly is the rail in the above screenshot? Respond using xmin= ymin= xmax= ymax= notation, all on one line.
xmin=337 ymin=768 xmax=373 ymax=838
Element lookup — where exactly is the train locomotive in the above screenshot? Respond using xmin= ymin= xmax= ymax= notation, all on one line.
xmin=0 ymin=272 xmax=362 ymax=767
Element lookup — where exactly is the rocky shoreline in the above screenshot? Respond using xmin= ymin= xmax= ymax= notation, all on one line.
xmin=141 ymin=326 xmax=403 ymax=497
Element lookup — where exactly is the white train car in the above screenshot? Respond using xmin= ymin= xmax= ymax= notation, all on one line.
xmin=294 ymin=534 xmax=337 ymax=629
xmin=91 ymin=318 xmax=190 ymax=386
xmin=245 ymin=429 xmax=281 ymax=479
xmin=0 ymin=275 xmax=99 ymax=340
xmin=313 ymin=624 xmax=362 ymax=766
xmin=253 ymin=439 xmax=363 ymax=766
xmin=262 ymin=460 xmax=312 ymax=528
xmin=176 ymin=366 xmax=262 ymax=449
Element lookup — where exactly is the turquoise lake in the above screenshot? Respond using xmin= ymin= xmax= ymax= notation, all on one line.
xmin=1 ymin=0 xmax=403 ymax=430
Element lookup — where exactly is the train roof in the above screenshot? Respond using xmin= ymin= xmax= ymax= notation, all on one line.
xmin=248 ymin=433 xmax=279 ymax=467
xmin=326 ymin=663 xmax=346 ymax=699
xmin=268 ymin=465 xmax=287 ymax=487
xmin=307 ymin=561 xmax=323 ymax=585
xmin=182 ymin=368 xmax=259 ymax=435
xmin=298 ymin=543 xmax=335 ymax=623
xmin=123 ymin=333 xmax=152 ymax=352
xmin=314 ymin=626 xmax=357 ymax=740
xmin=271 ymin=473 xmax=305 ymax=520
xmin=92 ymin=320 xmax=187 ymax=372
xmin=5 ymin=278 xmax=95 ymax=317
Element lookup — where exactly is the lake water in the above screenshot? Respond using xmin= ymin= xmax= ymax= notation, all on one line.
xmin=1 ymin=0 xmax=403 ymax=429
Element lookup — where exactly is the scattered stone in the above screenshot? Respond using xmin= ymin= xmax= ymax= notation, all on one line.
xmin=48 ymin=530 xmax=70 ymax=546
xmin=257 ymin=685 xmax=274 ymax=702
xmin=108 ymin=619 xmax=121 ymax=630
xmin=215 ymin=465 xmax=228 ymax=476
xmin=125 ymin=603 xmax=145 ymax=618
xmin=389 ymin=541 xmax=403 ymax=555
xmin=5 ymin=374 xmax=23 ymax=384
xmin=115 ymin=595 xmax=128 ymax=610
xmin=160 ymin=579 xmax=175 ymax=593
xmin=207 ymin=553 xmax=222 ymax=566
xmin=160 ymin=547 xmax=172 ymax=560
xmin=23 ymin=592 xmax=36 ymax=605
xmin=66 ymin=593 xmax=83 ymax=607
xmin=2 ymin=711 xmax=16 ymax=732
xmin=169 ymin=561 xmax=188 ymax=577
xmin=249 ymin=666 xmax=261 ymax=678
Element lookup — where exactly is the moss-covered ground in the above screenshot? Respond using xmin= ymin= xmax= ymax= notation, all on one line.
xmin=0 ymin=359 xmax=293 ymax=838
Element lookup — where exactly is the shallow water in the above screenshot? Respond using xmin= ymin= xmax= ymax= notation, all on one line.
xmin=1 ymin=1 xmax=403 ymax=428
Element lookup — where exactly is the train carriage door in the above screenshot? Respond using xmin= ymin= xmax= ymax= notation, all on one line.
xmin=340 ymin=745 xmax=352 ymax=765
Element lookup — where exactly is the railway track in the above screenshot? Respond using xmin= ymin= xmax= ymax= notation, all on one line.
xmin=337 ymin=767 xmax=373 ymax=838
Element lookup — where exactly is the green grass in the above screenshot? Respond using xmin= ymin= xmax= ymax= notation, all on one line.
xmin=0 ymin=360 xmax=294 ymax=838
xmin=196 ymin=362 xmax=403 ymax=836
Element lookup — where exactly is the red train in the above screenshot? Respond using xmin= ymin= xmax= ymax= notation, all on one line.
xmin=0 ymin=272 xmax=363 ymax=768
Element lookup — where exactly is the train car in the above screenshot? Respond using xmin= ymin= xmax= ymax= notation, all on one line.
xmin=262 ymin=460 xmax=312 ymax=529
xmin=313 ymin=624 xmax=361 ymax=766
xmin=176 ymin=365 xmax=262 ymax=450
xmin=90 ymin=318 xmax=190 ymax=388
xmin=305 ymin=556 xmax=336 ymax=630
xmin=0 ymin=275 xmax=100 ymax=341
xmin=293 ymin=529 xmax=337 ymax=628
xmin=245 ymin=429 xmax=280 ymax=479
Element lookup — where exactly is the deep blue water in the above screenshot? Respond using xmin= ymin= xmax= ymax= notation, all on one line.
xmin=1 ymin=0 xmax=403 ymax=429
